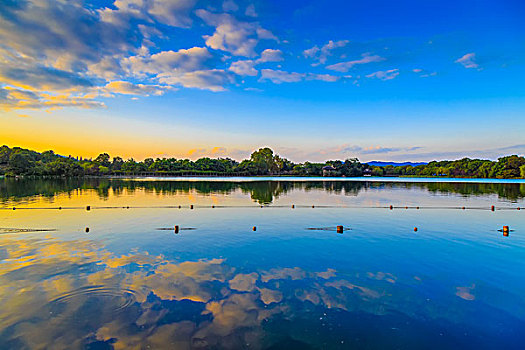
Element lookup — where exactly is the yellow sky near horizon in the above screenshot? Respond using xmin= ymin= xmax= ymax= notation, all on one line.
xmin=1 ymin=111 xmax=235 ymax=160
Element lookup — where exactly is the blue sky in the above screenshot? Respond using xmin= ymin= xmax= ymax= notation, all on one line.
xmin=0 ymin=0 xmax=524 ymax=162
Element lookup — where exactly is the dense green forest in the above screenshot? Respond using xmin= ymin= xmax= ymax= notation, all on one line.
xmin=0 ymin=145 xmax=524 ymax=178
xmin=368 ymin=156 xmax=525 ymax=179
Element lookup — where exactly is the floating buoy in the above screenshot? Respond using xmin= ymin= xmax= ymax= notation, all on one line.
xmin=178 ymin=205 xmax=181 ymax=209
xmin=86 ymin=205 xmax=91 ymax=211
xmin=416 ymin=206 xmax=420 ymax=210
xmin=292 ymin=204 xmax=295 ymax=209
xmin=405 ymin=206 xmax=408 ymax=209
xmin=174 ymin=225 xmax=179 ymax=234
xmin=414 ymin=227 xmax=418 ymax=232
xmin=336 ymin=225 xmax=344 ymax=233
xmin=312 ymin=205 xmax=315 ymax=208
xmin=252 ymin=226 xmax=257 ymax=231
xmin=212 ymin=205 xmax=215 ymax=208
xmin=58 ymin=207 xmax=62 ymax=210
xmin=85 ymin=227 xmax=90 ymax=233
xmin=12 ymin=207 xmax=16 ymax=210
xmin=462 ymin=207 xmax=465 ymax=210
xmin=190 ymin=205 xmax=193 ymax=210
xmin=260 ymin=205 xmax=264 ymax=208
xmin=126 ymin=206 xmax=129 ymax=209
xmin=491 ymin=205 xmax=495 ymax=212
xmin=503 ymin=226 xmax=509 ymax=233
xmin=518 ymin=207 xmax=521 ymax=210
xmin=389 ymin=205 xmax=393 ymax=210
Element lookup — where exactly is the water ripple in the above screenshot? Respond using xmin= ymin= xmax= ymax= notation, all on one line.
xmin=49 ymin=285 xmax=140 ymax=313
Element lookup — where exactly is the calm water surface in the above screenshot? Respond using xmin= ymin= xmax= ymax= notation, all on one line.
xmin=0 ymin=178 xmax=524 ymax=349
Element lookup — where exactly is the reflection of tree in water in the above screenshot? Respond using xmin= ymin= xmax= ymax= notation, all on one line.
xmin=240 ymin=181 xmax=296 ymax=204
xmin=1 ymin=178 xmax=525 ymax=205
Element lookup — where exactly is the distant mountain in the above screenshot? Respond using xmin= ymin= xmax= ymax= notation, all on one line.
xmin=367 ymin=161 xmax=427 ymax=167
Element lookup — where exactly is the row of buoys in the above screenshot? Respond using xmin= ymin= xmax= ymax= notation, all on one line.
xmin=78 ymin=225 xmax=512 ymax=237
xmin=77 ymin=225 xmax=511 ymax=237
xmin=4 ymin=205 xmax=523 ymax=211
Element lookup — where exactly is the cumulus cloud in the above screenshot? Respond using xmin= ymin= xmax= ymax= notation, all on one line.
xmin=123 ymin=47 xmax=236 ymax=91
xmin=228 ymin=49 xmax=283 ymax=76
xmin=366 ymin=69 xmax=400 ymax=80
xmin=104 ymin=81 xmax=169 ymax=96
xmin=326 ymin=54 xmax=385 ymax=72
xmin=257 ymin=49 xmax=283 ymax=63
xmin=229 ymin=60 xmax=258 ymax=76
xmin=101 ymin=0 xmax=197 ymax=28
xmin=158 ymin=69 xmax=234 ymax=92
xmin=196 ymin=9 xmax=277 ymax=57
xmin=0 ymin=0 xmax=142 ymax=110
xmin=303 ymin=40 xmax=349 ymax=64
xmin=0 ymin=0 xmax=247 ymax=110
xmin=125 ymin=47 xmax=213 ymax=77
xmin=455 ymin=53 xmax=479 ymax=69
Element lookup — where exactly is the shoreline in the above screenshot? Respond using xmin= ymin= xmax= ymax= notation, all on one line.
xmin=2 ymin=175 xmax=525 ymax=184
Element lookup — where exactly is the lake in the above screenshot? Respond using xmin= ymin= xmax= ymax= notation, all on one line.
xmin=1 ymin=178 xmax=524 ymax=349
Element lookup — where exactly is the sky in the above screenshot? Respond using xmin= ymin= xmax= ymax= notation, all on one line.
xmin=1 ymin=0 xmax=524 ymax=162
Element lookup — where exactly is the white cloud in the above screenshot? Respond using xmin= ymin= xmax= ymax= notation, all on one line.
xmin=260 ymin=70 xmax=305 ymax=83
xmin=104 ymin=81 xmax=170 ymax=96
xmin=455 ymin=53 xmax=479 ymax=69
xmin=303 ymin=40 xmax=349 ymax=64
xmin=102 ymin=0 xmax=197 ymax=28
xmin=125 ymin=47 xmax=212 ymax=77
xmin=259 ymin=69 xmax=339 ymax=84
xmin=158 ymin=69 xmax=234 ymax=91
xmin=229 ymin=60 xmax=257 ymax=76
xmin=326 ymin=55 xmax=385 ymax=72
xmin=366 ymin=69 xmax=400 ymax=80
xmin=257 ymin=49 xmax=283 ymax=63
xmin=196 ymin=9 xmax=277 ymax=57
xmin=228 ymin=49 xmax=283 ymax=77
xmin=149 ymin=0 xmax=197 ymax=27
xmin=308 ymin=73 xmax=339 ymax=82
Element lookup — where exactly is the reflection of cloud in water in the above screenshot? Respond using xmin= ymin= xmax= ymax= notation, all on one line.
xmin=0 ymin=236 xmax=486 ymax=349
xmin=456 ymin=284 xmax=476 ymax=301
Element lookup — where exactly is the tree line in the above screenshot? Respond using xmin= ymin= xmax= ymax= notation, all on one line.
xmin=368 ymin=156 xmax=525 ymax=179
xmin=0 ymin=145 xmax=524 ymax=178
xmin=0 ymin=146 xmax=365 ymax=177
